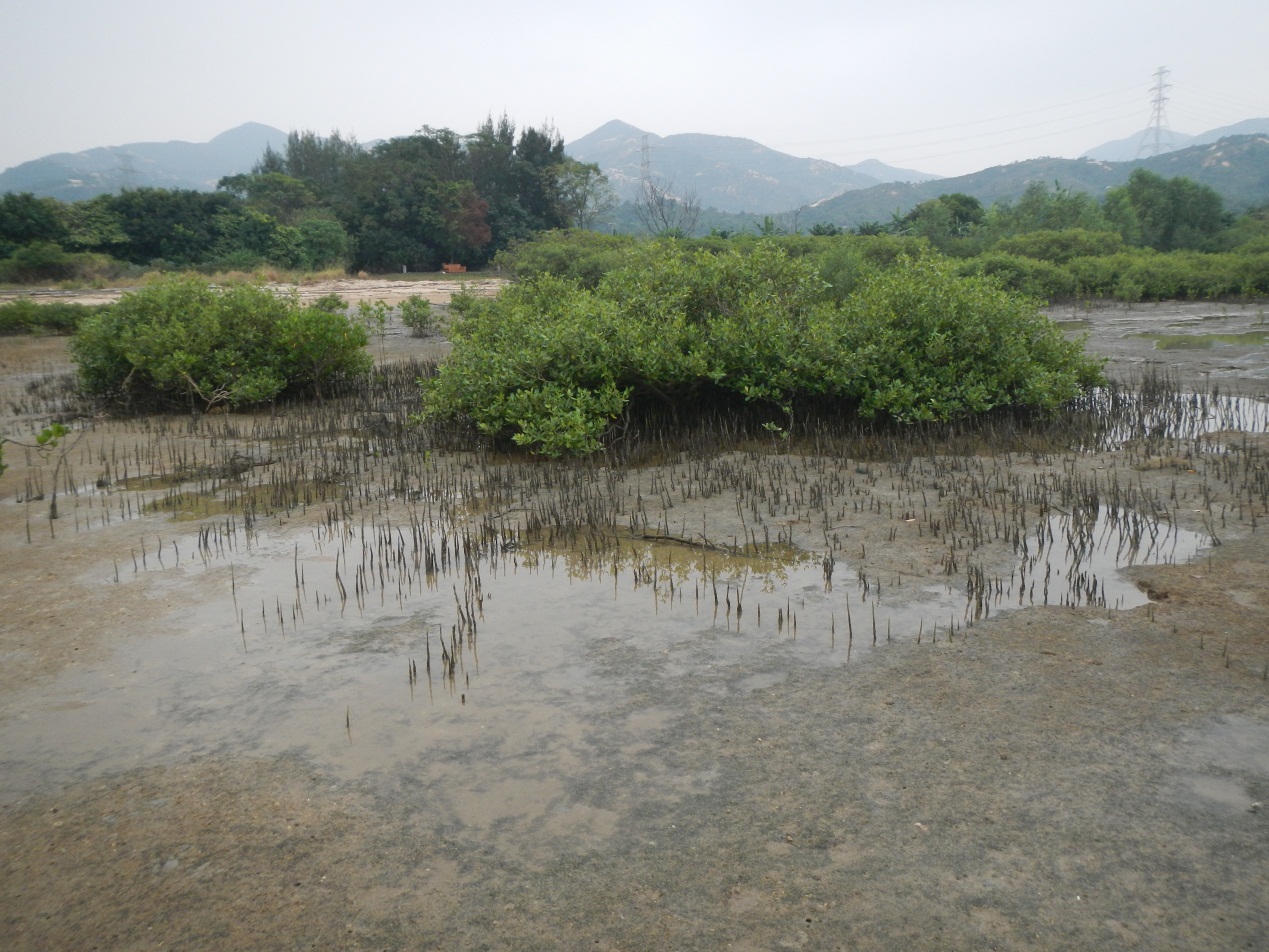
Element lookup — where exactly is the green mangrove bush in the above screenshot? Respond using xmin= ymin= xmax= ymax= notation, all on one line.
xmin=0 ymin=299 xmax=112 ymax=335
xmin=420 ymin=244 xmax=1104 ymax=455
xmin=72 ymin=276 xmax=372 ymax=408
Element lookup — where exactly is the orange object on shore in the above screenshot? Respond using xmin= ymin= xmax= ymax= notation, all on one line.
xmin=442 ymin=263 xmax=467 ymax=274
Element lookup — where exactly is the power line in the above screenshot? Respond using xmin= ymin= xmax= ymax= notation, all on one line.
xmin=775 ymin=84 xmax=1143 ymax=150
xmin=860 ymin=111 xmax=1146 ymax=168
xmin=832 ymin=106 xmax=1143 ymax=159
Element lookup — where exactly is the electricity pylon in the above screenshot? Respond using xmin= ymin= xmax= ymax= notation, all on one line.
xmin=1135 ymin=66 xmax=1175 ymax=159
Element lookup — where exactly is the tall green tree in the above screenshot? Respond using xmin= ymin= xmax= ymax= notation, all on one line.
xmin=465 ymin=115 xmax=570 ymax=250
xmin=1104 ymin=169 xmax=1227 ymax=251
xmin=986 ymin=181 xmax=1108 ymax=237
xmin=338 ymin=133 xmax=488 ymax=271
xmin=0 ymin=192 xmax=68 ymax=256
xmin=557 ymin=159 xmax=617 ymax=230
xmin=890 ymin=193 xmax=984 ymax=249
xmin=218 ymin=171 xmax=320 ymax=225
xmin=259 ymin=130 xmax=363 ymax=198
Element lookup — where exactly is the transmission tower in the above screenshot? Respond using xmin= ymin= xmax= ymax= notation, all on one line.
xmin=1135 ymin=66 xmax=1175 ymax=158
xmin=114 ymin=152 xmax=138 ymax=191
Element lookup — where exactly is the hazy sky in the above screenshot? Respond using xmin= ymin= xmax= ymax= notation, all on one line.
xmin=3 ymin=0 xmax=1267 ymax=177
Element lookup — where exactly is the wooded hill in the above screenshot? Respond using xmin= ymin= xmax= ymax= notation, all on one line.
xmin=799 ymin=135 xmax=1269 ymax=230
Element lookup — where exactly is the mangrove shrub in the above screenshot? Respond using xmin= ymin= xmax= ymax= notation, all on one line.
xmin=420 ymin=244 xmax=1104 ymax=455
xmin=72 ymin=276 xmax=372 ymax=408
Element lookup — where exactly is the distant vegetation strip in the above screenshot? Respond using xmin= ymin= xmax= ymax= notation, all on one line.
xmin=497 ymin=226 xmax=1269 ymax=305
xmin=0 ymin=299 xmax=110 ymax=335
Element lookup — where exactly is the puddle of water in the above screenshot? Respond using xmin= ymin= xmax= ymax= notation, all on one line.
xmin=1024 ymin=510 xmax=1207 ymax=610
xmin=1076 ymin=389 xmax=1269 ymax=446
xmin=0 ymin=501 xmax=1209 ymax=804
xmin=1132 ymin=331 xmax=1269 ymax=350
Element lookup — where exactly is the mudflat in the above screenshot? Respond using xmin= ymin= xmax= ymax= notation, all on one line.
xmin=0 ymin=295 xmax=1266 ymax=951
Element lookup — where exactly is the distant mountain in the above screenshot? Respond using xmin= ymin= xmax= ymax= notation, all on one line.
xmin=0 ymin=123 xmax=288 ymax=201
xmin=1082 ymin=118 xmax=1269 ymax=163
xmin=805 ymin=134 xmax=1269 ymax=229
xmin=1191 ymin=118 xmax=1269 ymax=146
xmin=847 ymin=158 xmax=941 ymax=185
xmin=566 ymin=120 xmax=940 ymax=215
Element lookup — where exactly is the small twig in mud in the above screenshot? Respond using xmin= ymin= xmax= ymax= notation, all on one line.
xmin=631 ymin=531 xmax=738 ymax=554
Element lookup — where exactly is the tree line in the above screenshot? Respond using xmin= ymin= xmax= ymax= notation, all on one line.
xmin=0 ymin=116 xmax=616 ymax=281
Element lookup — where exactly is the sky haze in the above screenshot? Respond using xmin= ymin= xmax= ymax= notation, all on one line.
xmin=3 ymin=0 xmax=1267 ymax=177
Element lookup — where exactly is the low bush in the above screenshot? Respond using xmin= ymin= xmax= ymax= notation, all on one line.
xmin=399 ymin=295 xmax=435 ymax=336
xmin=0 ymin=243 xmax=128 ymax=285
xmin=1065 ymin=251 xmax=1269 ymax=301
xmin=493 ymin=230 xmax=643 ymax=287
xmin=71 ymin=276 xmax=372 ymax=409
xmin=957 ymin=252 xmax=1078 ymax=300
xmin=990 ymin=228 xmax=1125 ymax=264
xmin=0 ymin=299 xmax=112 ymax=335
xmin=420 ymin=244 xmax=1103 ymax=455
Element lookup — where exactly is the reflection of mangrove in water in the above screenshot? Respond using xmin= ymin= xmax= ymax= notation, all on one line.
xmin=1132 ymin=330 xmax=1269 ymax=350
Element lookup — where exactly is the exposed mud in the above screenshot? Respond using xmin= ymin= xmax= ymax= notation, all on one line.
xmin=0 ymin=275 xmax=507 ymax=309
xmin=1 ymin=296 xmax=1267 ymax=950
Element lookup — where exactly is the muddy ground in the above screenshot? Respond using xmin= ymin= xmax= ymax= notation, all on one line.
xmin=0 ymin=291 xmax=1267 ymax=950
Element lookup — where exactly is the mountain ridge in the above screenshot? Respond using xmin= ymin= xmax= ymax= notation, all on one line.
xmin=4 ymin=120 xmax=1268 ymax=228
xmin=0 ymin=123 xmax=289 ymax=201
xmin=565 ymin=120 xmax=942 ymax=215
xmin=1081 ymin=118 xmax=1269 ymax=162
xmin=800 ymin=134 xmax=1269 ymax=229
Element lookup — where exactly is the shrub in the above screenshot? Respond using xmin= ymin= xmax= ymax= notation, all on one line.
xmin=309 ymin=292 xmax=349 ymax=314
xmin=420 ymin=244 xmax=1103 ymax=454
xmin=71 ymin=276 xmax=371 ymax=409
xmin=832 ymin=257 xmax=1103 ymax=421
xmin=957 ymin=252 xmax=1078 ymax=301
xmin=0 ymin=300 xmax=111 ymax=335
xmin=991 ymin=228 xmax=1125 ymax=264
xmin=399 ymin=295 xmax=435 ymax=336
xmin=813 ymin=240 xmax=876 ymax=303
xmin=0 ymin=244 xmax=126 ymax=284
xmin=493 ymin=229 xmax=642 ymax=287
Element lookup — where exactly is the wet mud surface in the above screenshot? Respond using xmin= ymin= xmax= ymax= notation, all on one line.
xmin=1 ymin=298 xmax=1268 ymax=950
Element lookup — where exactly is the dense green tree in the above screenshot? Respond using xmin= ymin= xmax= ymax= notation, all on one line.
xmin=58 ymin=196 xmax=127 ymax=253
xmin=465 ymin=115 xmax=570 ymax=250
xmin=338 ymin=134 xmax=487 ymax=271
xmin=0 ymin=192 xmax=68 ymax=256
xmin=1104 ymin=169 xmax=1227 ymax=251
xmin=890 ymin=193 xmax=984 ymax=249
xmin=1218 ymin=201 xmax=1269 ymax=252
xmin=297 ymin=218 xmax=352 ymax=268
xmin=102 ymin=188 xmax=243 ymax=264
xmin=986 ymin=182 xmax=1108 ymax=237
xmin=557 ymin=159 xmax=617 ymax=230
xmin=218 ymin=172 xmax=320 ymax=225
xmin=258 ymin=130 xmax=363 ymax=197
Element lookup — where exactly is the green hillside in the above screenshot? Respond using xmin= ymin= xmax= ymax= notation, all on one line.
xmin=804 ymin=135 xmax=1269 ymax=229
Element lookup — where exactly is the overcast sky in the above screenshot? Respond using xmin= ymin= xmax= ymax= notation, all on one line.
xmin=3 ymin=0 xmax=1267 ymax=177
